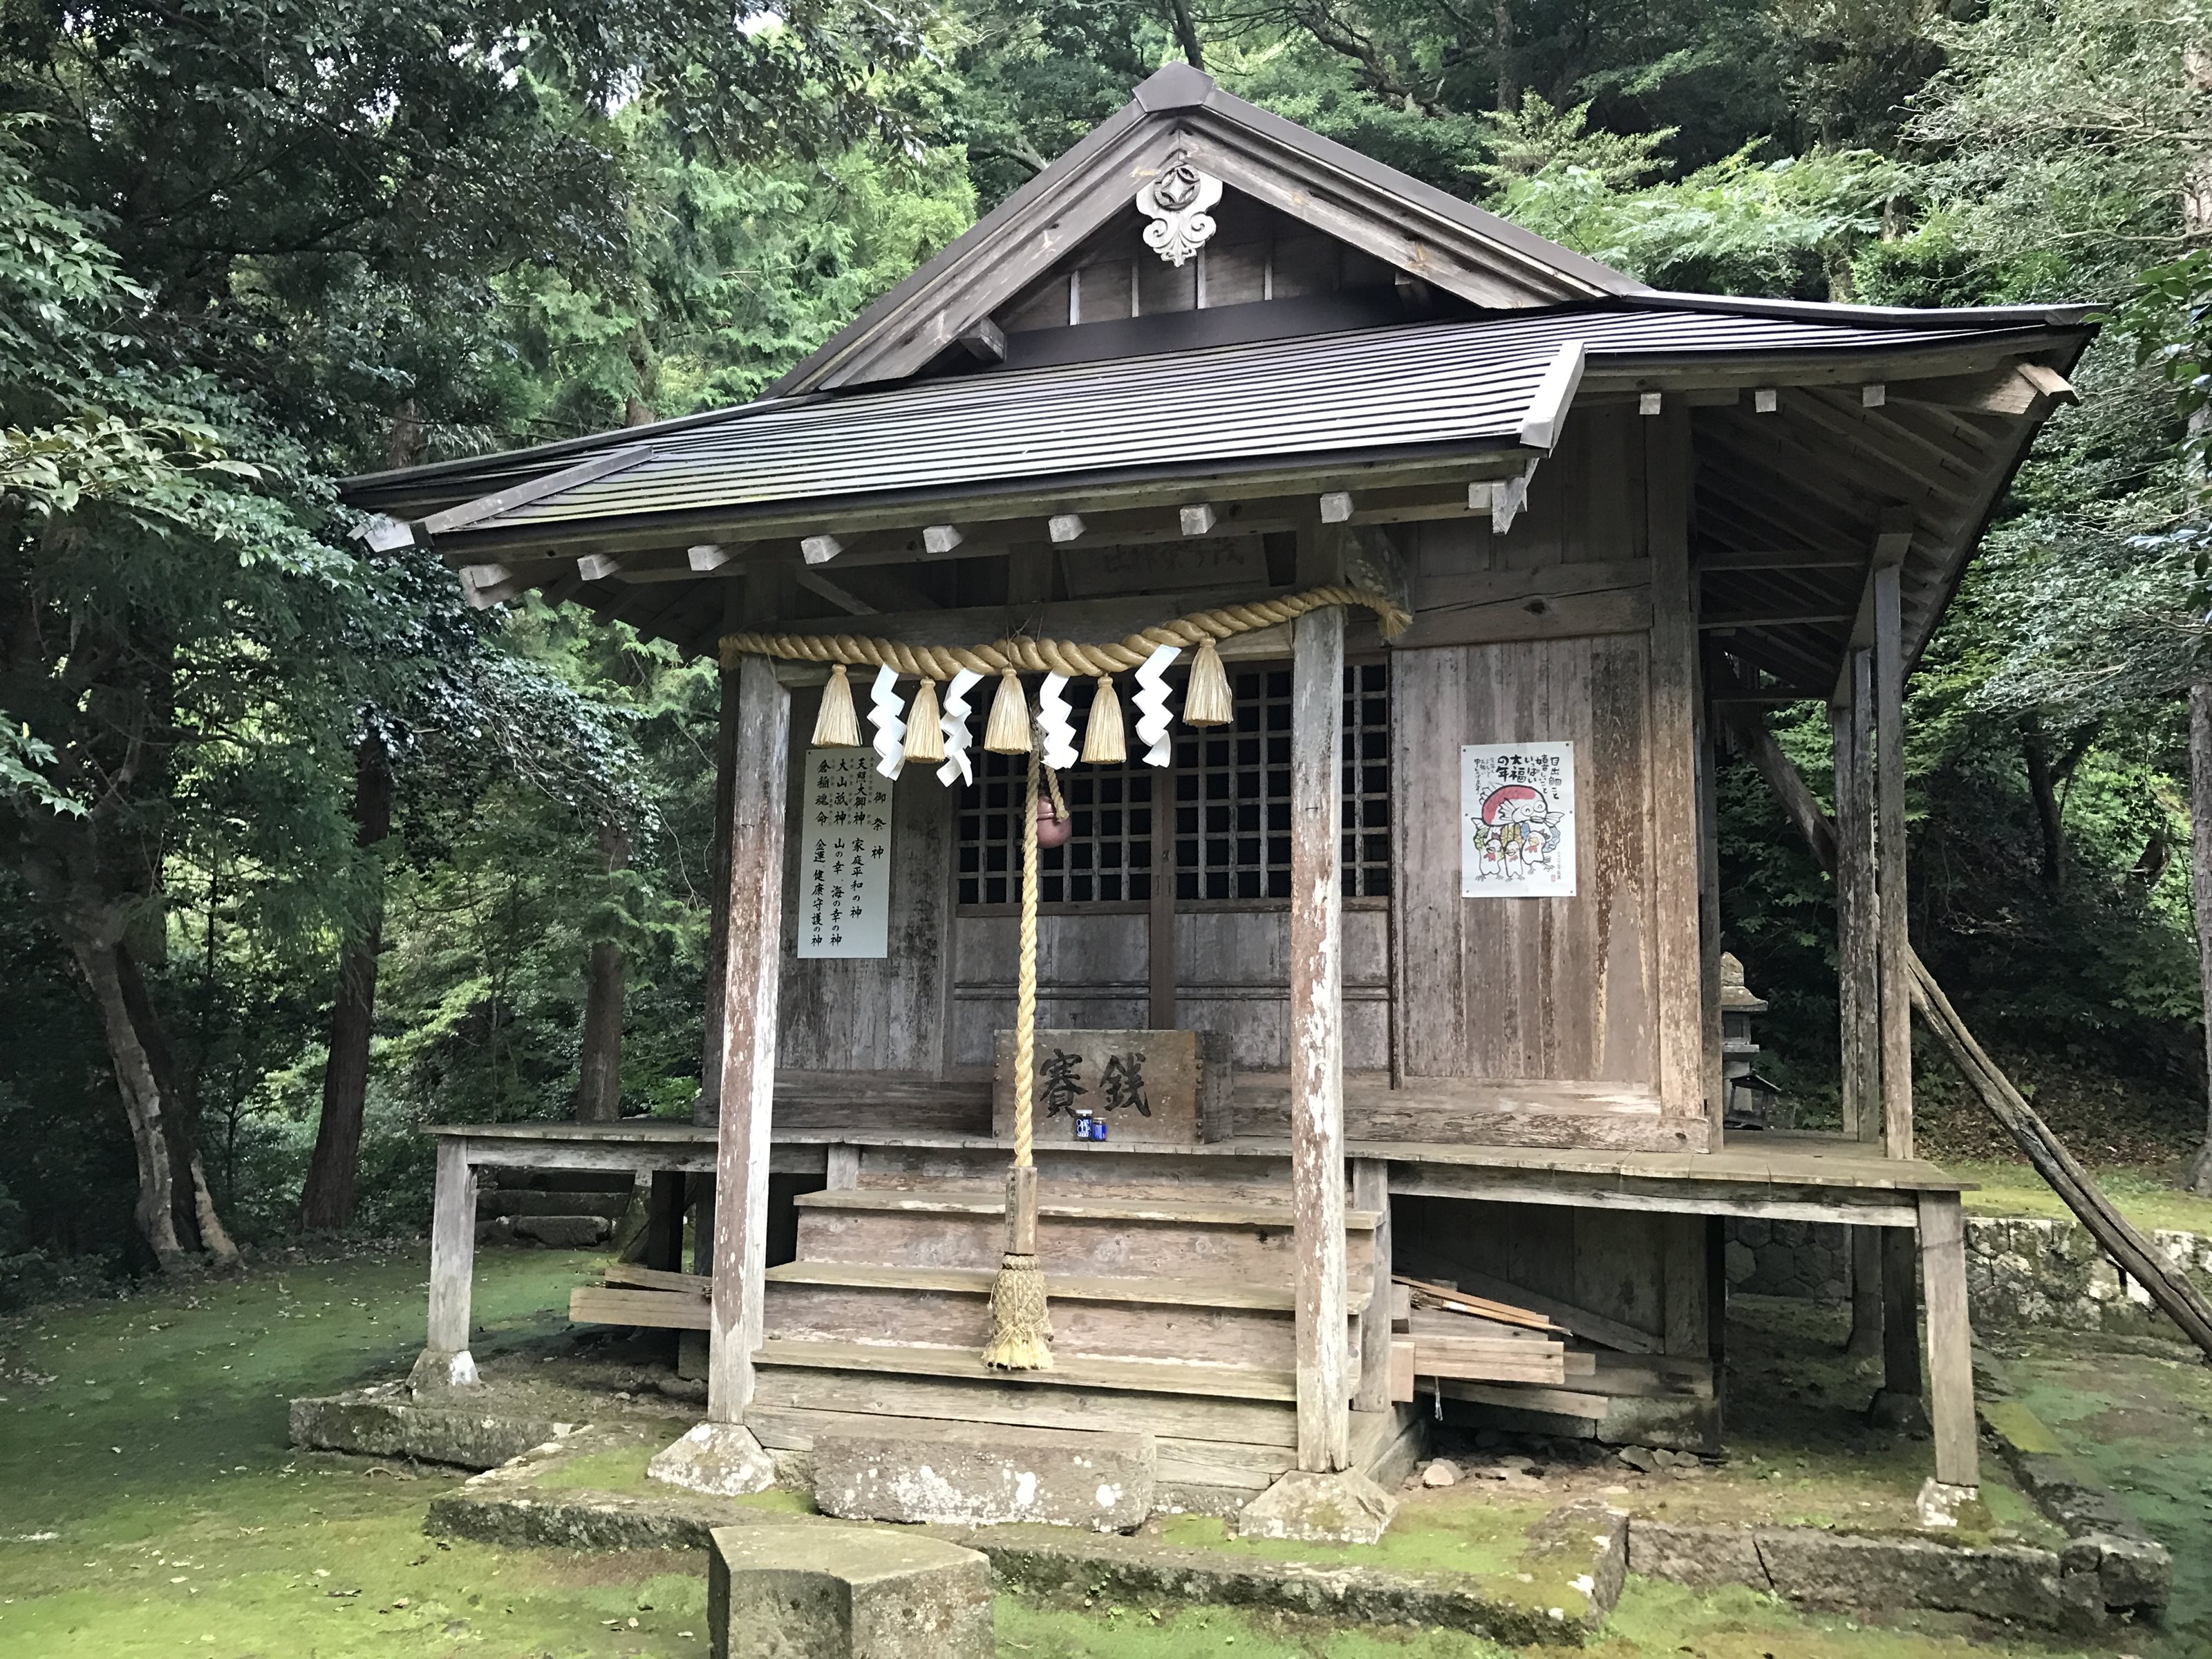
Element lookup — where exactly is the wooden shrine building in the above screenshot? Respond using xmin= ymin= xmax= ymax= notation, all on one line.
xmin=346 ymin=64 xmax=2092 ymax=1532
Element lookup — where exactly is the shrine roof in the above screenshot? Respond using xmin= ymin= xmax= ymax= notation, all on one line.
xmin=348 ymin=301 xmax=2070 ymax=545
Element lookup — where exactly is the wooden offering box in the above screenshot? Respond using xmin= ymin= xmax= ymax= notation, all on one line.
xmin=991 ymin=1029 xmax=1233 ymax=1147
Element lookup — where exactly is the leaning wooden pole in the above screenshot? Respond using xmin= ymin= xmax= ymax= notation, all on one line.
xmin=982 ymin=746 xmax=1053 ymax=1369
xmin=1725 ymin=706 xmax=2212 ymax=1362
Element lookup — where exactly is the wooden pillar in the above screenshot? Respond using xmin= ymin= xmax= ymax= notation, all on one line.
xmin=1290 ymin=604 xmax=1349 ymax=1472
xmin=1695 ymin=647 xmax=1725 ymax=1118
xmin=1881 ymin=1223 xmax=1923 ymax=1408
xmin=1647 ymin=406 xmax=1707 ymax=1138
xmin=1837 ymin=646 xmax=1886 ymax=1357
xmin=1350 ymin=1158 xmax=1393 ymax=1414
xmin=645 ymin=1170 xmax=686 ymax=1273
xmin=696 ymin=666 xmax=742 ymax=1125
xmin=1873 ymin=563 xmax=1913 ymax=1159
xmin=824 ymin=1143 xmax=861 ymax=1191
xmin=1833 ymin=649 xmax=1880 ymax=1142
xmin=706 ymin=652 xmax=791 ymax=1425
xmin=418 ymin=1136 xmax=478 ymax=1385
xmin=1918 ymin=1191 xmax=1978 ymax=1489
xmin=1848 ymin=1225 xmax=1883 ymax=1356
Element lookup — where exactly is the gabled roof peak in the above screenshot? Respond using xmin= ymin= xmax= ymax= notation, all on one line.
xmin=766 ymin=68 xmax=1651 ymax=398
xmin=1133 ymin=61 xmax=1213 ymax=112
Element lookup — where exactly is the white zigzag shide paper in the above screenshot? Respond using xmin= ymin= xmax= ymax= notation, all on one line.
xmin=1132 ymin=643 xmax=1180 ymax=767
xmin=868 ymin=664 xmax=906 ymax=780
xmin=936 ymin=666 xmax=983 ymax=787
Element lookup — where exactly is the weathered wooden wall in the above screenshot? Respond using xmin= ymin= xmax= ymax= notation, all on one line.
xmin=775 ymin=688 xmax=953 ymax=1075
xmin=994 ymin=191 xmax=1400 ymax=335
xmin=1388 ymin=406 xmax=1687 ymax=1097
xmin=766 ymin=405 xmax=1709 ymax=1134
xmin=946 ymin=906 xmax=1389 ymax=1071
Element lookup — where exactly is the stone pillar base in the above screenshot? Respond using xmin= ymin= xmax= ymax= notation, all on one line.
xmin=649 ymin=1421 xmax=776 ymax=1497
xmin=406 ymin=1347 xmax=479 ymax=1391
xmin=709 ymin=1521 xmax=992 ymax=1658
xmin=1916 ymin=1477 xmax=1980 ymax=1530
xmin=1235 ymin=1468 xmax=1397 ymax=1545
xmin=1867 ymin=1387 xmax=1930 ymax=1435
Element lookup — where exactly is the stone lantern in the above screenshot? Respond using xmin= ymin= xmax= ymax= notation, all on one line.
xmin=1721 ymin=952 xmax=1786 ymax=1129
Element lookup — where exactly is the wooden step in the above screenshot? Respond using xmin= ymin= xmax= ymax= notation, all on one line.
xmin=754 ymin=1337 xmax=1297 ymax=1400
xmin=762 ymin=1262 xmax=1366 ymax=1370
xmin=793 ymin=1190 xmax=1378 ymax=1282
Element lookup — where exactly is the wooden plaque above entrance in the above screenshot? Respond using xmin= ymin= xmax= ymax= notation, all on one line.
xmin=992 ymin=1029 xmax=1234 ymax=1147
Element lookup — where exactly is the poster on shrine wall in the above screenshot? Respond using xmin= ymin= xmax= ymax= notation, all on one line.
xmin=1461 ymin=741 xmax=1577 ymax=898
xmin=798 ymin=749 xmax=893 ymax=958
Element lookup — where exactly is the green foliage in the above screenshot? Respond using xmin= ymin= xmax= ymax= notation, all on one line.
xmin=1494 ymin=143 xmax=1899 ymax=297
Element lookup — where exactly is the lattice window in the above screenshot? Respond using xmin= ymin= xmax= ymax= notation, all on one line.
xmin=955 ymin=664 xmax=1389 ymax=907
xmin=957 ymin=679 xmax=1156 ymax=906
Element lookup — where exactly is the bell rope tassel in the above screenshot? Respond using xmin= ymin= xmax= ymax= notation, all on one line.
xmin=1183 ymin=635 xmax=1233 ymax=727
xmin=1132 ymin=643 xmax=1179 ymax=767
xmin=984 ymin=668 xmax=1032 ymax=754
xmin=868 ymin=664 xmax=907 ymax=780
xmin=936 ymin=666 xmax=984 ymax=787
xmin=1080 ymin=674 xmax=1126 ymax=765
xmin=903 ymin=678 xmax=946 ymax=763
xmin=812 ymin=663 xmax=862 ymax=748
xmin=983 ymin=748 xmax=1053 ymax=1371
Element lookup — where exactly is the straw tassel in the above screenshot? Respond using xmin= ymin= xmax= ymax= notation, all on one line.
xmin=1080 ymin=674 xmax=1126 ymax=765
xmin=984 ymin=668 xmax=1032 ymax=754
xmin=1183 ymin=635 xmax=1233 ymax=727
xmin=812 ymin=663 xmax=862 ymax=747
xmin=902 ymin=678 xmax=945 ymax=762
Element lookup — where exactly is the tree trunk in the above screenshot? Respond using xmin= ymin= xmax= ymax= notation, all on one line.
xmin=1165 ymin=0 xmax=1205 ymax=68
xmin=1493 ymin=0 xmax=1517 ymax=113
xmin=300 ymin=734 xmax=395 ymax=1230
xmin=2186 ymin=682 xmax=2212 ymax=1194
xmin=573 ymin=821 xmax=630 ymax=1123
xmin=2021 ymin=715 xmax=2066 ymax=892
xmin=66 ymin=928 xmax=239 ymax=1270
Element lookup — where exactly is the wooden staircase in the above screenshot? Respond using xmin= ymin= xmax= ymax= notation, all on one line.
xmin=743 ymin=1174 xmax=1387 ymax=1515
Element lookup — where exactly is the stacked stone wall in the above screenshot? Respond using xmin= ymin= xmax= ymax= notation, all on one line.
xmin=1721 ymin=1215 xmax=2212 ymax=1339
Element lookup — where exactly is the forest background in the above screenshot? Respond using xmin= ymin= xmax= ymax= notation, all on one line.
xmin=6 ymin=0 xmax=2212 ymax=1285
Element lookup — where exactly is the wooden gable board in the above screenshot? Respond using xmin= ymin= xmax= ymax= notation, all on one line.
xmin=771 ymin=64 xmax=1645 ymax=397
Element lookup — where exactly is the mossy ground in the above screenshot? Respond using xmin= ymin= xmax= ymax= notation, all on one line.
xmin=1952 ymin=1161 xmax=2212 ymax=1237
xmin=0 ymin=1242 xmax=2197 ymax=1657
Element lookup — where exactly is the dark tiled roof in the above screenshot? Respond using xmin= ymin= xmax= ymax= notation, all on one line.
xmin=397 ymin=306 xmax=2038 ymax=541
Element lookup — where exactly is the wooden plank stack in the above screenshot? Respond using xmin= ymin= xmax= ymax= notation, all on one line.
xmin=1389 ymin=1273 xmax=1593 ymax=1399
xmin=568 ymin=1263 xmax=711 ymax=1331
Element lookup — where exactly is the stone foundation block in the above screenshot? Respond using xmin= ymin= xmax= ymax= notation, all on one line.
xmin=1628 ymin=1521 xmax=1766 ymax=1591
xmin=512 ymin=1213 xmax=612 ymax=1247
xmin=812 ymin=1423 xmax=1154 ymax=1532
xmin=708 ymin=1522 xmax=993 ymax=1659
xmin=288 ymin=1384 xmax=565 ymax=1469
xmin=1235 ymin=1468 xmax=1397 ymax=1545
xmin=650 ymin=1421 xmax=776 ymax=1497
xmin=1754 ymin=1528 xmax=2101 ymax=1629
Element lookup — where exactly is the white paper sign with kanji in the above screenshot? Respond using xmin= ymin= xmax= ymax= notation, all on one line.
xmin=799 ymin=749 xmax=893 ymax=957
xmin=1461 ymin=741 xmax=1576 ymax=897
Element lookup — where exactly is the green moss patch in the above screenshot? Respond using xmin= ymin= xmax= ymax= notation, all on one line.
xmin=1156 ymin=1492 xmax=1547 ymax=1579
xmin=1952 ymin=1161 xmax=2212 ymax=1237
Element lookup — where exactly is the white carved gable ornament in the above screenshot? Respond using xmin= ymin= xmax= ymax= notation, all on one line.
xmin=1136 ymin=164 xmax=1223 ymax=266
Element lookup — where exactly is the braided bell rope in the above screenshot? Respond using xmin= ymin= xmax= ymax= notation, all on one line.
xmin=718 ymin=584 xmax=1408 ymax=676
xmin=1015 ymin=747 xmax=1040 ymax=1171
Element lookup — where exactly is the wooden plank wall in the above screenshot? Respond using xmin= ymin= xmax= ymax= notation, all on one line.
xmin=1391 ymin=406 xmax=1663 ymax=1087
xmin=946 ymin=908 xmax=1389 ymax=1071
xmin=776 ymin=688 xmax=953 ymax=1075
xmin=994 ymin=191 xmax=1398 ymax=335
